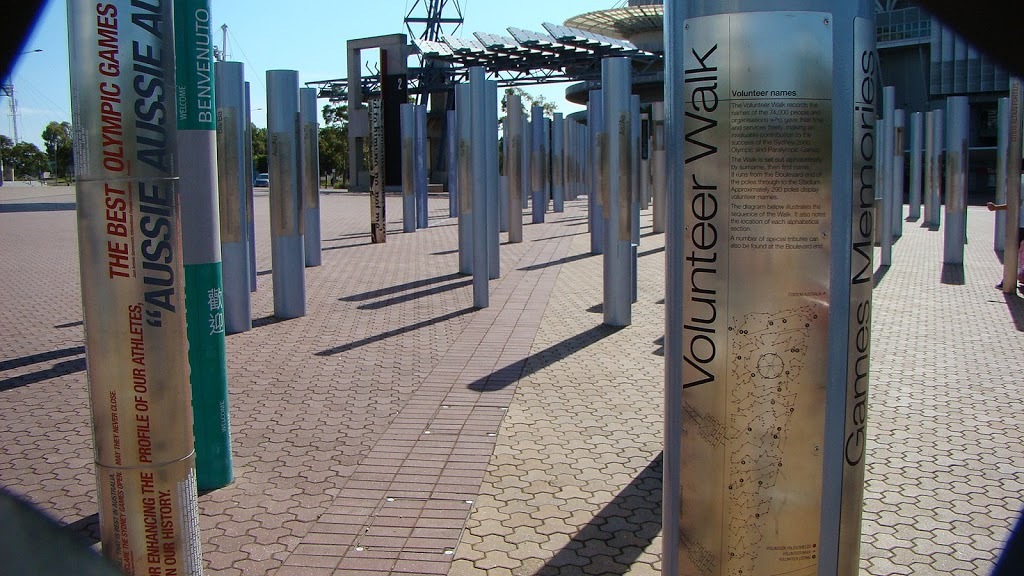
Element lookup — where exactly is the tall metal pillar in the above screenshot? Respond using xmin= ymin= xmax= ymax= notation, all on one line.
xmin=300 ymin=87 xmax=322 ymax=266
xmin=653 ymin=101 xmax=667 ymax=233
xmin=602 ymin=57 xmax=632 ymax=327
xmin=892 ymin=108 xmax=905 ymax=238
xmin=267 ymin=70 xmax=306 ymax=318
xmin=665 ymin=3 xmax=876 ymax=576
xmin=641 ymin=112 xmax=651 ymax=211
xmin=1003 ymin=79 xmax=1022 ymax=294
xmin=415 ymin=104 xmax=429 ymax=229
xmin=995 ymin=98 xmax=1009 ymax=251
xmin=881 ymin=86 xmax=896 ymax=255
xmin=878 ymin=115 xmax=892 ymax=266
xmin=631 ymin=94 xmax=641 ymax=304
xmin=469 ymin=67 xmax=489 ymax=307
xmin=944 ymin=96 xmax=968 ymax=265
xmin=531 ymin=106 xmax=546 ymax=223
xmin=552 ymin=113 xmax=565 ymax=212
xmin=244 ymin=81 xmax=257 ymax=292
xmin=400 ymin=103 xmax=416 ymax=233
xmin=456 ymin=84 xmax=472 ymax=275
xmin=543 ymin=118 xmax=552 ymax=215
xmin=448 ymin=109 xmax=458 ymax=218
xmin=506 ymin=93 xmax=524 ymax=243
xmin=589 ymin=90 xmax=605 ymax=254
xmin=486 ymin=80 xmax=500 ymax=280
xmin=215 ymin=60 xmax=252 ymax=333
xmin=909 ymin=111 xmax=923 ymax=221
xmin=924 ymin=110 xmax=936 ymax=227
xmin=69 ymin=0 xmax=204 ymax=569
xmin=522 ymin=113 xmax=531 ymax=210
xmin=175 ymin=0 xmax=232 ymax=491
xmin=926 ymin=109 xmax=944 ymax=227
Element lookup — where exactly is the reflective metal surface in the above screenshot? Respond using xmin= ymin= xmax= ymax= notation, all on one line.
xmin=369 ymin=99 xmax=386 ymax=244
xmin=680 ymin=11 xmax=832 ymax=576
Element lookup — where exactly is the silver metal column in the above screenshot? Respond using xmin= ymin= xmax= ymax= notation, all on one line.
xmin=589 ymin=90 xmax=605 ymax=255
xmin=300 ymin=87 xmax=321 ymax=266
xmin=456 ymin=84 xmax=473 ymax=275
xmin=552 ymin=112 xmax=565 ymax=212
xmin=879 ymin=116 xmax=892 ymax=266
xmin=506 ymin=93 xmax=524 ymax=243
xmin=267 ymin=69 xmax=306 ymax=318
xmin=1003 ymin=79 xmax=1022 ymax=294
xmin=448 ymin=109 xmax=458 ymax=218
xmin=369 ymin=99 xmax=387 ymax=244
xmin=909 ymin=111 xmax=923 ymax=221
xmin=996 ymin=98 xmax=1009 ymax=251
xmin=602 ymin=57 xmax=632 ymax=327
xmin=665 ymin=3 xmax=876 ymax=576
xmin=926 ymin=110 xmax=944 ymax=227
xmin=469 ymin=67 xmax=489 ymax=307
xmin=244 ymin=81 xmax=257 ymax=292
xmin=882 ymin=87 xmax=896 ymax=252
xmin=892 ymin=108 xmax=905 ymax=238
xmin=400 ymin=103 xmax=416 ymax=233
xmin=653 ymin=101 xmax=666 ymax=234
xmin=631 ymin=94 xmax=641 ymax=304
xmin=531 ymin=106 xmax=546 ymax=223
xmin=641 ymin=113 xmax=651 ymax=211
xmin=925 ymin=109 xmax=933 ymax=226
xmin=543 ymin=118 xmax=552 ymax=215
xmin=944 ymin=96 xmax=968 ymax=265
xmin=486 ymin=80 xmax=500 ymax=280
xmin=522 ymin=114 xmax=531 ymax=210
xmin=416 ymin=104 xmax=429 ymax=229
xmin=215 ymin=61 xmax=252 ymax=333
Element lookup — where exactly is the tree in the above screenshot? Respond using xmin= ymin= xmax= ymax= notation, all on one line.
xmin=42 ymin=121 xmax=73 ymax=177
xmin=319 ymin=103 xmax=348 ymax=185
xmin=5 ymin=141 xmax=49 ymax=178
xmin=501 ymin=87 xmax=558 ymax=118
xmin=250 ymin=124 xmax=267 ymax=174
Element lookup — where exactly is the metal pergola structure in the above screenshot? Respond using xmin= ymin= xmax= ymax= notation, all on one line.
xmin=306 ymin=21 xmax=663 ymax=103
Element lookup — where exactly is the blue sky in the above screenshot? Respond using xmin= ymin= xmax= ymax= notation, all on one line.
xmin=3 ymin=0 xmax=616 ymax=149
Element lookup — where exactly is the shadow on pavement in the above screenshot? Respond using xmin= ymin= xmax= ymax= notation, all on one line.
xmin=0 ymin=203 xmax=76 ymax=213
xmin=340 ymin=272 xmax=464 ymax=302
xmin=357 ymin=279 xmax=472 ymax=310
xmin=639 ymin=246 xmax=665 ymax=258
xmin=941 ymin=263 xmax=966 ymax=285
xmin=316 ymin=307 xmax=475 ymax=356
xmin=1003 ymin=293 xmax=1024 ymax=332
xmin=0 ymin=346 xmax=84 ymax=372
xmin=873 ymin=265 xmax=889 ymax=287
xmin=468 ymin=324 xmax=622 ymax=392
xmin=535 ymin=453 xmax=663 ymax=576
xmin=65 ymin=513 xmax=100 ymax=546
xmin=0 ymin=358 xmax=86 ymax=392
xmin=518 ymin=252 xmax=593 ymax=272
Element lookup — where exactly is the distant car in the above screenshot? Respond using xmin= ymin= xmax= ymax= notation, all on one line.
xmin=254 ymin=173 xmax=269 ymax=187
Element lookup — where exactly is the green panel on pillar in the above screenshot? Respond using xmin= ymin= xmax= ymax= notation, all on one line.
xmin=174 ymin=0 xmax=216 ymax=132
xmin=184 ymin=261 xmax=233 ymax=489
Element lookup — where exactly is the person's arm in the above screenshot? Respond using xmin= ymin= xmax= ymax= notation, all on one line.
xmin=988 ymin=202 xmax=1008 ymax=211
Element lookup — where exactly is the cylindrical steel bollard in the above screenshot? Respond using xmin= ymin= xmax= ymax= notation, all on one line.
xmin=995 ymin=98 xmax=1009 ymax=251
xmin=893 ymin=108 xmax=905 ymax=238
xmin=267 ymin=70 xmax=306 ymax=318
xmin=68 ymin=0 xmax=204 ymax=570
xmin=300 ymin=87 xmax=321 ymax=266
xmin=552 ymin=113 xmax=565 ymax=212
xmin=531 ymin=106 xmax=546 ymax=223
xmin=369 ymin=99 xmax=387 ymax=244
xmin=216 ymin=61 xmax=252 ymax=334
xmin=400 ymin=103 xmax=416 ymax=233
xmin=244 ymin=81 xmax=257 ymax=292
xmin=879 ymin=116 xmax=892 ymax=266
xmin=589 ymin=90 xmax=605 ymax=255
xmin=415 ymin=104 xmax=429 ymax=229
xmin=448 ymin=109 xmax=458 ymax=218
xmin=506 ymin=94 xmax=524 ymax=243
xmin=486 ymin=80 xmax=500 ymax=280
xmin=602 ymin=57 xmax=632 ymax=327
xmin=909 ymin=111 xmax=923 ymax=221
xmin=470 ymin=67 xmax=489 ymax=307
xmin=944 ymin=96 xmax=968 ymax=265
xmin=924 ymin=110 xmax=936 ymax=227
xmin=522 ymin=114 xmax=531 ymax=210
xmin=1003 ymin=79 xmax=1022 ymax=293
xmin=927 ymin=110 xmax=944 ymax=227
xmin=652 ymin=101 xmax=666 ymax=233
xmin=456 ymin=84 xmax=473 ymax=275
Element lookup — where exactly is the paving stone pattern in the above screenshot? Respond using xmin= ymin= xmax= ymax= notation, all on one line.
xmin=0 ymin=184 xmax=1022 ymax=576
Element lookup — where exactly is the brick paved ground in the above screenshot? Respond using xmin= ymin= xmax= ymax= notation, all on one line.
xmin=1 ymin=183 xmax=1022 ymax=575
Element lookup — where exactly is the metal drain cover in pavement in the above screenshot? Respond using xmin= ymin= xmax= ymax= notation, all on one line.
xmin=353 ymin=496 xmax=473 ymax=554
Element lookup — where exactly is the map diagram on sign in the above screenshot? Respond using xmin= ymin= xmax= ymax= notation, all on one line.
xmin=727 ymin=306 xmax=818 ymax=575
